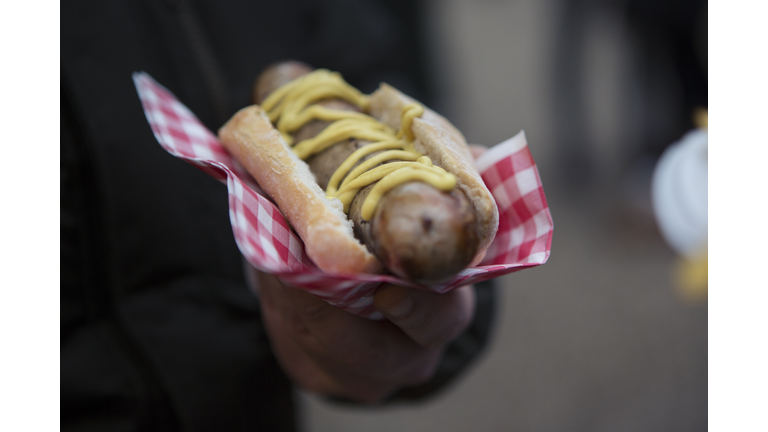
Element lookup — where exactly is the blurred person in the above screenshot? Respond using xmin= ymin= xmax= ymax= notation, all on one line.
xmin=651 ymin=110 xmax=707 ymax=301
xmin=61 ymin=1 xmax=496 ymax=431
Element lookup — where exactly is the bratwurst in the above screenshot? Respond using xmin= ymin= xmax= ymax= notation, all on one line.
xmin=220 ymin=61 xmax=498 ymax=283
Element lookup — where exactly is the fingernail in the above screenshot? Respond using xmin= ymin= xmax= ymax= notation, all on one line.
xmin=382 ymin=295 xmax=414 ymax=319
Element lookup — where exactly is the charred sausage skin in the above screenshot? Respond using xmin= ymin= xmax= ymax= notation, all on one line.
xmin=253 ymin=61 xmax=478 ymax=284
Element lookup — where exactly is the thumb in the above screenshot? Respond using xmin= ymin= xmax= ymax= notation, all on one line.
xmin=374 ymin=284 xmax=475 ymax=349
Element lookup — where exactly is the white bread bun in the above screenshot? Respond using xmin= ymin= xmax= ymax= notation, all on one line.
xmin=219 ymin=83 xmax=498 ymax=275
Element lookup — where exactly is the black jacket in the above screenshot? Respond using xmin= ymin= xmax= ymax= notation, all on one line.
xmin=61 ymin=1 xmax=495 ymax=430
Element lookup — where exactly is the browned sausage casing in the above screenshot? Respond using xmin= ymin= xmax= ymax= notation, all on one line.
xmin=253 ymin=61 xmax=478 ymax=284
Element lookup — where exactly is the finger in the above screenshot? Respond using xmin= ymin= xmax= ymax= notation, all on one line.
xmin=374 ymin=284 xmax=476 ymax=349
xmin=255 ymin=271 xmax=444 ymax=397
xmin=254 ymin=272 xmax=387 ymax=399
xmin=280 ymin=284 xmax=413 ymax=372
xmin=279 ymin=281 xmax=444 ymax=383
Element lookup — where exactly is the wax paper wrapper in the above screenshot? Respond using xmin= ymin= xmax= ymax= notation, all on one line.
xmin=133 ymin=72 xmax=553 ymax=319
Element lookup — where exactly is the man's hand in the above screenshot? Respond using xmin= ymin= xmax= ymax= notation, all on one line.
xmin=250 ymin=145 xmax=487 ymax=403
xmin=250 ymin=268 xmax=476 ymax=403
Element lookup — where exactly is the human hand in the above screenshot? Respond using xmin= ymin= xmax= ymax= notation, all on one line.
xmin=249 ymin=268 xmax=476 ymax=403
xmin=249 ymin=144 xmax=487 ymax=403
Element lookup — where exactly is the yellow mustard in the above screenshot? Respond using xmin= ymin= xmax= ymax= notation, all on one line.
xmin=261 ymin=69 xmax=456 ymax=220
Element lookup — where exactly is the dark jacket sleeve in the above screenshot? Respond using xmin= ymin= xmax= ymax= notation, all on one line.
xmin=61 ymin=80 xmax=296 ymax=432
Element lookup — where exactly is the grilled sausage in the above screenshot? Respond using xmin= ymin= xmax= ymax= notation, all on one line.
xmin=251 ymin=61 xmax=479 ymax=284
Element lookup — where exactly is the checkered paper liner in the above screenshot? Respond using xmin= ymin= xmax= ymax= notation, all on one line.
xmin=133 ymin=72 xmax=553 ymax=319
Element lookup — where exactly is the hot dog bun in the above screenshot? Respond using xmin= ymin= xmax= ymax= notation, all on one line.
xmin=218 ymin=75 xmax=498 ymax=278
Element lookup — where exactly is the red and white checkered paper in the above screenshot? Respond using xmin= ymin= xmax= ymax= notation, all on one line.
xmin=133 ymin=71 xmax=553 ymax=319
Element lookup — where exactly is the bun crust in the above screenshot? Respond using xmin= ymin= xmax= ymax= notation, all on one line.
xmin=218 ymin=83 xmax=499 ymax=275
xmin=368 ymin=84 xmax=499 ymax=266
xmin=218 ymin=106 xmax=382 ymax=275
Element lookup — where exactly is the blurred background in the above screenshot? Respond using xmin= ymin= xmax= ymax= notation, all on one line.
xmin=298 ymin=0 xmax=707 ymax=430
xmin=58 ymin=0 xmax=707 ymax=429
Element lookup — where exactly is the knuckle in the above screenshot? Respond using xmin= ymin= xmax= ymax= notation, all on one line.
xmin=418 ymin=302 xmax=473 ymax=349
xmin=398 ymin=311 xmax=446 ymax=349
xmin=398 ymin=308 xmax=429 ymax=334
